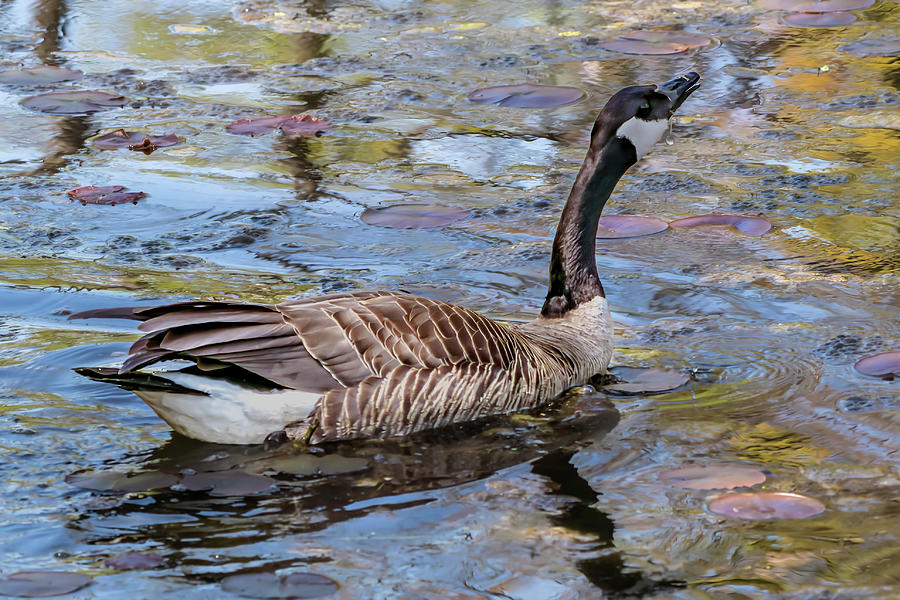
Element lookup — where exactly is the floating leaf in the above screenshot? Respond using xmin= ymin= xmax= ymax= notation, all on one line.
xmin=854 ymin=351 xmax=900 ymax=379
xmin=180 ymin=471 xmax=277 ymax=496
xmin=0 ymin=572 xmax=92 ymax=598
xmin=67 ymin=185 xmax=147 ymax=206
xmin=841 ymin=39 xmax=900 ymax=56
xmin=0 ymin=66 xmax=83 ymax=85
xmin=92 ymin=129 xmax=180 ymax=154
xmin=169 ymin=24 xmax=214 ymax=34
xmin=226 ymin=114 xmax=331 ymax=137
xmin=599 ymin=30 xmax=711 ymax=55
xmin=20 ymin=90 xmax=128 ymax=115
xmin=708 ymin=492 xmax=825 ymax=520
xmin=669 ymin=213 xmax=772 ymax=236
xmin=783 ymin=11 xmax=856 ymax=26
xmin=104 ymin=552 xmax=164 ymax=570
xmin=360 ymin=204 xmax=470 ymax=229
xmin=265 ymin=454 xmax=369 ymax=477
xmin=220 ymin=572 xmax=338 ymax=599
xmin=65 ymin=469 xmax=177 ymax=492
xmin=602 ymin=367 xmax=689 ymax=395
xmin=659 ymin=465 xmax=767 ymax=490
xmin=467 ymin=83 xmax=585 ymax=108
xmin=757 ymin=0 xmax=873 ymax=9
xmin=596 ymin=215 xmax=668 ymax=239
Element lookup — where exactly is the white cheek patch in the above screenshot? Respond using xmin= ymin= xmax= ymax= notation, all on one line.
xmin=615 ymin=117 xmax=670 ymax=160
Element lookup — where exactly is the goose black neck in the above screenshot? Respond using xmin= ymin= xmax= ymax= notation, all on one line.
xmin=541 ymin=136 xmax=637 ymax=318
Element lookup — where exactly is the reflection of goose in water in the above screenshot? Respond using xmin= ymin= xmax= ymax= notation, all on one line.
xmin=72 ymin=72 xmax=701 ymax=445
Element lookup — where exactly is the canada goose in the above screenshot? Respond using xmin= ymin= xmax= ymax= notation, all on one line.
xmin=71 ymin=72 xmax=701 ymax=445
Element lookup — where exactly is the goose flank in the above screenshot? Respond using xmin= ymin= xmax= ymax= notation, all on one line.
xmin=71 ymin=72 xmax=701 ymax=445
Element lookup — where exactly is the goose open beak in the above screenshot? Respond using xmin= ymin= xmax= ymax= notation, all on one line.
xmin=657 ymin=71 xmax=701 ymax=115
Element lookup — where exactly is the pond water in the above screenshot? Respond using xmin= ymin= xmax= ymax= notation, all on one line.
xmin=0 ymin=0 xmax=898 ymax=598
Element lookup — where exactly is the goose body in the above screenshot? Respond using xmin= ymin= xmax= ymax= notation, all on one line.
xmin=72 ymin=72 xmax=700 ymax=445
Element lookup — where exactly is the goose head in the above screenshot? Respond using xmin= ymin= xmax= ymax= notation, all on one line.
xmin=589 ymin=71 xmax=701 ymax=161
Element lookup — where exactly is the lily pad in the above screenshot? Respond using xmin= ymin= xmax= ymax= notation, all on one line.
xmin=0 ymin=66 xmax=83 ymax=85
xmin=65 ymin=469 xmax=177 ymax=492
xmin=360 ymin=204 xmax=470 ymax=229
xmin=67 ymin=185 xmax=147 ymax=206
xmin=220 ymin=572 xmax=338 ymax=599
xmin=20 ymin=90 xmax=128 ymax=115
xmin=841 ymin=39 xmax=900 ymax=56
xmin=782 ymin=11 xmax=856 ymax=26
xmin=0 ymin=572 xmax=92 ymax=598
xmin=596 ymin=215 xmax=669 ymax=239
xmin=757 ymin=0 xmax=872 ymax=9
xmin=669 ymin=213 xmax=772 ymax=236
xmin=92 ymin=129 xmax=180 ymax=154
xmin=180 ymin=471 xmax=277 ymax=496
xmin=602 ymin=367 xmax=690 ymax=395
xmin=226 ymin=114 xmax=331 ymax=137
xmin=854 ymin=351 xmax=900 ymax=379
xmin=468 ymin=83 xmax=585 ymax=108
xmin=659 ymin=465 xmax=767 ymax=490
xmin=708 ymin=492 xmax=825 ymax=520
xmin=599 ymin=30 xmax=711 ymax=55
xmin=104 ymin=552 xmax=165 ymax=570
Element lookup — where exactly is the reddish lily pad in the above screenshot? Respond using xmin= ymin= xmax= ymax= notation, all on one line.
xmin=360 ymin=204 xmax=470 ymax=229
xmin=599 ymin=30 xmax=711 ymax=55
xmin=67 ymin=185 xmax=147 ymax=206
xmin=854 ymin=351 xmax=900 ymax=379
xmin=841 ymin=39 xmax=900 ymax=55
xmin=669 ymin=213 xmax=772 ymax=236
xmin=65 ymin=469 xmax=177 ymax=492
xmin=180 ymin=471 xmax=277 ymax=496
xmin=708 ymin=492 xmax=825 ymax=520
xmin=226 ymin=114 xmax=331 ymax=137
xmin=220 ymin=572 xmax=338 ymax=599
xmin=596 ymin=215 xmax=669 ymax=239
xmin=783 ymin=11 xmax=856 ymax=26
xmin=104 ymin=552 xmax=165 ymax=570
xmin=20 ymin=90 xmax=128 ymax=115
xmin=603 ymin=367 xmax=690 ymax=395
xmin=468 ymin=83 xmax=585 ymax=108
xmin=0 ymin=66 xmax=83 ymax=85
xmin=92 ymin=129 xmax=180 ymax=154
xmin=0 ymin=572 xmax=92 ymax=598
xmin=659 ymin=465 xmax=767 ymax=490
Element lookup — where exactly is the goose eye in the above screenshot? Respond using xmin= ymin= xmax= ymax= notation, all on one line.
xmin=638 ymin=101 xmax=650 ymax=114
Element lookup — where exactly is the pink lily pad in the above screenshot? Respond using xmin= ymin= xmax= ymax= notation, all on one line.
xmin=468 ymin=83 xmax=585 ymax=108
xmin=783 ymin=11 xmax=857 ymax=26
xmin=599 ymin=30 xmax=711 ymax=55
xmin=226 ymin=114 xmax=331 ymax=137
xmin=602 ymin=367 xmax=690 ymax=395
xmin=854 ymin=351 xmax=900 ymax=379
xmin=0 ymin=66 xmax=83 ymax=85
xmin=220 ymin=572 xmax=339 ymax=599
xmin=841 ymin=39 xmax=900 ymax=55
xmin=67 ymin=185 xmax=147 ymax=206
xmin=669 ymin=213 xmax=772 ymax=236
xmin=179 ymin=471 xmax=277 ymax=496
xmin=20 ymin=90 xmax=128 ymax=115
xmin=65 ymin=469 xmax=177 ymax=492
xmin=92 ymin=129 xmax=180 ymax=154
xmin=596 ymin=215 xmax=669 ymax=239
xmin=104 ymin=552 xmax=165 ymax=570
xmin=360 ymin=204 xmax=470 ymax=229
xmin=0 ymin=572 xmax=92 ymax=598
xmin=659 ymin=465 xmax=767 ymax=490
xmin=708 ymin=492 xmax=825 ymax=520
xmin=793 ymin=0 xmax=874 ymax=10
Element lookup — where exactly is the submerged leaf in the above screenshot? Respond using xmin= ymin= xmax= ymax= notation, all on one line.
xmin=0 ymin=572 xmax=91 ymax=598
xmin=65 ymin=469 xmax=177 ymax=492
xmin=66 ymin=185 xmax=147 ymax=206
xmin=757 ymin=0 xmax=873 ymax=9
xmin=854 ymin=351 xmax=900 ymax=379
xmin=20 ymin=90 xmax=128 ymax=115
xmin=226 ymin=114 xmax=331 ymax=137
xmin=104 ymin=552 xmax=165 ymax=570
xmin=599 ymin=30 xmax=711 ymax=55
xmin=782 ymin=11 xmax=856 ymax=26
xmin=468 ymin=83 xmax=585 ymax=108
xmin=279 ymin=114 xmax=332 ymax=136
xmin=360 ymin=204 xmax=470 ymax=229
xmin=841 ymin=39 xmax=900 ymax=56
xmin=669 ymin=213 xmax=772 ymax=236
xmin=220 ymin=572 xmax=338 ymax=599
xmin=602 ymin=367 xmax=689 ymax=395
xmin=92 ymin=129 xmax=180 ymax=154
xmin=596 ymin=215 xmax=668 ymax=239
xmin=708 ymin=492 xmax=825 ymax=520
xmin=180 ymin=471 xmax=277 ymax=496
xmin=659 ymin=465 xmax=767 ymax=490
xmin=0 ymin=66 xmax=83 ymax=85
